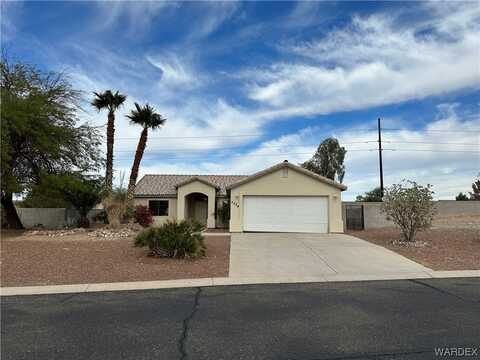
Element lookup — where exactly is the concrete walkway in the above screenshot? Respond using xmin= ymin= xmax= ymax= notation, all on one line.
xmin=2 ymin=271 xmax=479 ymax=296
xmin=229 ymin=233 xmax=433 ymax=279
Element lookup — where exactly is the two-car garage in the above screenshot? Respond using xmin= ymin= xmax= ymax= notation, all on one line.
xmin=228 ymin=161 xmax=347 ymax=234
xmin=243 ymin=196 xmax=329 ymax=233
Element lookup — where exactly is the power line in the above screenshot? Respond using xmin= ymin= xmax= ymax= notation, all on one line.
xmin=333 ymin=127 xmax=480 ymax=134
xmin=112 ymin=127 xmax=480 ymax=140
xmin=385 ymin=149 xmax=480 ymax=153
xmin=382 ymin=128 xmax=480 ymax=133
xmin=115 ymin=134 xmax=262 ymax=140
xmin=112 ymin=141 xmax=377 ymax=153
xmin=113 ymin=149 xmax=381 ymax=161
xmin=111 ymin=140 xmax=479 ymax=153
xmin=377 ymin=118 xmax=384 ymax=196
xmin=112 ymin=148 xmax=480 ymax=161
xmin=383 ymin=141 xmax=480 ymax=146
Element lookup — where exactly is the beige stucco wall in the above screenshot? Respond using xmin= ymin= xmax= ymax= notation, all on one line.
xmin=177 ymin=181 xmax=216 ymax=228
xmin=133 ymin=197 xmax=177 ymax=226
xmin=229 ymin=168 xmax=344 ymax=233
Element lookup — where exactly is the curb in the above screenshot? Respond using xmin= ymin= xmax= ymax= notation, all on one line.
xmin=1 ymin=271 xmax=479 ymax=296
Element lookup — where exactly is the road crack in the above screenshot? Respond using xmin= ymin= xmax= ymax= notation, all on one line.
xmin=178 ymin=287 xmax=202 ymax=360
xmin=409 ymin=279 xmax=478 ymax=303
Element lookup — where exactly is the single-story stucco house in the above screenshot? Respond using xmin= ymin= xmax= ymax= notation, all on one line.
xmin=134 ymin=160 xmax=347 ymax=233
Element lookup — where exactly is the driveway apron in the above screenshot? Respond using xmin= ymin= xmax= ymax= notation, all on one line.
xmin=229 ymin=233 xmax=431 ymax=279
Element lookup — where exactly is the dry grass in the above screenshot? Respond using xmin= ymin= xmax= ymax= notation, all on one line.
xmin=1 ymin=231 xmax=230 ymax=287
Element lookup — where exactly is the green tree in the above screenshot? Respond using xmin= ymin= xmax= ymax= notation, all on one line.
xmin=455 ymin=192 xmax=469 ymax=201
xmin=91 ymin=90 xmax=126 ymax=193
xmin=356 ymin=187 xmax=383 ymax=202
xmin=126 ymin=103 xmax=166 ymax=203
xmin=381 ymin=180 xmax=436 ymax=242
xmin=301 ymin=137 xmax=346 ymax=183
xmin=22 ymin=173 xmax=103 ymax=227
xmin=470 ymin=177 xmax=480 ymax=200
xmin=21 ymin=176 xmax=71 ymax=208
xmin=58 ymin=174 xmax=103 ymax=227
xmin=1 ymin=58 xmax=103 ymax=228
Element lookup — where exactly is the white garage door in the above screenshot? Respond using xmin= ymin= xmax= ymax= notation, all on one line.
xmin=243 ymin=196 xmax=328 ymax=233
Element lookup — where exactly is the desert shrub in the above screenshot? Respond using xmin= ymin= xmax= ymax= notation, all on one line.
xmin=381 ymin=180 xmax=436 ymax=242
xmin=134 ymin=220 xmax=206 ymax=258
xmin=102 ymin=195 xmax=126 ymax=228
xmin=93 ymin=210 xmax=108 ymax=224
xmin=134 ymin=205 xmax=153 ymax=227
xmin=216 ymin=200 xmax=230 ymax=228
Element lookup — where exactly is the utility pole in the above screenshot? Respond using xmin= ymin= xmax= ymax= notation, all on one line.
xmin=377 ymin=117 xmax=384 ymax=197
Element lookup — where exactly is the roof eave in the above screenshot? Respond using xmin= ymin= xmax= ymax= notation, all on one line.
xmin=227 ymin=162 xmax=347 ymax=191
xmin=175 ymin=176 xmax=220 ymax=190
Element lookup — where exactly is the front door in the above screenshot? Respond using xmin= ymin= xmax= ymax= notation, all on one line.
xmin=193 ymin=198 xmax=208 ymax=225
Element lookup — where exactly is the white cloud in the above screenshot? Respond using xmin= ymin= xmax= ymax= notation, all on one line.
xmin=146 ymin=53 xmax=198 ymax=89
xmin=93 ymin=1 xmax=175 ymax=35
xmin=14 ymin=1 xmax=477 ymax=197
xmin=1 ymin=1 xmax=23 ymax=43
xmin=337 ymin=106 xmax=480 ymax=200
xmin=140 ymin=105 xmax=478 ymax=201
xmin=189 ymin=2 xmax=239 ymax=40
xmin=246 ymin=3 xmax=480 ymax=117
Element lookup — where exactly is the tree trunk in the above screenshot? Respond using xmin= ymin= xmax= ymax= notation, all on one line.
xmin=105 ymin=111 xmax=115 ymax=193
xmin=1 ymin=192 xmax=24 ymax=229
xmin=127 ymin=127 xmax=148 ymax=204
xmin=78 ymin=214 xmax=90 ymax=228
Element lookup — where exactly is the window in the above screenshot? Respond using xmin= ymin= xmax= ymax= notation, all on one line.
xmin=149 ymin=200 xmax=169 ymax=216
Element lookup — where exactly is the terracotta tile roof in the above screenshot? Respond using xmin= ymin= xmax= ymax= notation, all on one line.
xmin=135 ymin=161 xmax=347 ymax=198
xmin=134 ymin=174 xmax=248 ymax=197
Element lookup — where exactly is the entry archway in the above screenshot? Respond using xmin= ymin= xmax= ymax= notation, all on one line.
xmin=184 ymin=192 xmax=208 ymax=226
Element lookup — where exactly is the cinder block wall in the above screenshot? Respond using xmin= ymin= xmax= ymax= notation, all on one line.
xmin=16 ymin=208 xmax=67 ymax=229
xmin=16 ymin=208 xmax=104 ymax=229
xmin=342 ymin=200 xmax=480 ymax=230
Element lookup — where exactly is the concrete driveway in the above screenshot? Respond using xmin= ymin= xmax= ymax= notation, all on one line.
xmin=229 ymin=233 xmax=432 ymax=280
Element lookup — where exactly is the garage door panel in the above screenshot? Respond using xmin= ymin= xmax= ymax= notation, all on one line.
xmin=243 ymin=196 xmax=328 ymax=233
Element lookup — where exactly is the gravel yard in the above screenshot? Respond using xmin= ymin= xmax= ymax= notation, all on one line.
xmin=348 ymin=227 xmax=479 ymax=271
xmin=1 ymin=231 xmax=230 ymax=287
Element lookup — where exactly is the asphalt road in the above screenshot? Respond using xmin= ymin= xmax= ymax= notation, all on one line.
xmin=2 ymin=278 xmax=479 ymax=360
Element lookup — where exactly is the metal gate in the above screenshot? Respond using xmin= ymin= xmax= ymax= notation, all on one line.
xmin=345 ymin=205 xmax=364 ymax=230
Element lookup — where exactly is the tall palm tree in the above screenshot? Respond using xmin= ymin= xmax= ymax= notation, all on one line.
xmin=126 ymin=103 xmax=166 ymax=203
xmin=91 ymin=90 xmax=127 ymax=193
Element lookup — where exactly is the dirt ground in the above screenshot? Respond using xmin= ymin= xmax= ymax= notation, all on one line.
xmin=1 ymin=231 xmax=230 ymax=287
xmin=349 ymin=227 xmax=479 ymax=271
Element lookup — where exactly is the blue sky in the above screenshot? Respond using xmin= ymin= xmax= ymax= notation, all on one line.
xmin=2 ymin=1 xmax=479 ymax=200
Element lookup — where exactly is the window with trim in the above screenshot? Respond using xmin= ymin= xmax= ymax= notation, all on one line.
xmin=148 ymin=200 xmax=169 ymax=216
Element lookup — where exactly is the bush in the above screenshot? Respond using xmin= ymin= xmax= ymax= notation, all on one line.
xmin=134 ymin=220 xmax=206 ymax=258
xmin=134 ymin=205 xmax=153 ymax=227
xmin=93 ymin=210 xmax=108 ymax=224
xmin=102 ymin=195 xmax=126 ymax=228
xmin=456 ymin=192 xmax=469 ymax=201
xmin=216 ymin=200 xmax=230 ymax=228
xmin=381 ymin=180 xmax=436 ymax=242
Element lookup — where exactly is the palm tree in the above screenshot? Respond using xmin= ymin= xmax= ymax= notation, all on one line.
xmin=126 ymin=103 xmax=166 ymax=203
xmin=91 ymin=90 xmax=127 ymax=193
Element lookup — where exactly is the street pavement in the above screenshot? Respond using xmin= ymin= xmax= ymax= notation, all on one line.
xmin=2 ymin=278 xmax=479 ymax=360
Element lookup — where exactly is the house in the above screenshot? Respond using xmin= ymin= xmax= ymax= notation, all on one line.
xmin=134 ymin=160 xmax=347 ymax=233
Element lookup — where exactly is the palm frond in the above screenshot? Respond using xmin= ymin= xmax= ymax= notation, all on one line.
xmin=126 ymin=102 xmax=166 ymax=129
xmin=91 ymin=90 xmax=126 ymax=112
